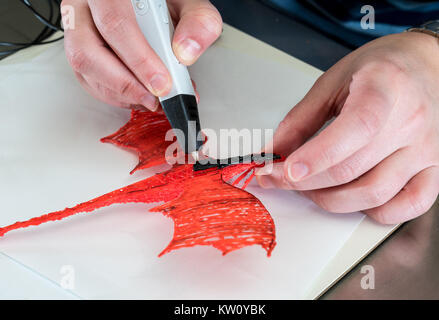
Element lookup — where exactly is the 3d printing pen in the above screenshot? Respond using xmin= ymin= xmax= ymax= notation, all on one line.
xmin=131 ymin=0 xmax=202 ymax=160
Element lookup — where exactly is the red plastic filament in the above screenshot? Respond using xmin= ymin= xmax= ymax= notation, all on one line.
xmin=0 ymin=109 xmax=277 ymax=256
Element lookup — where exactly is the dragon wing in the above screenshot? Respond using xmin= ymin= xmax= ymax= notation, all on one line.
xmin=101 ymin=109 xmax=175 ymax=174
xmin=1 ymin=109 xmax=277 ymax=257
xmin=152 ymin=168 xmax=276 ymax=257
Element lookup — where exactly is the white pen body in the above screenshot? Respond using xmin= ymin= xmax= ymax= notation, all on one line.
xmin=130 ymin=0 xmax=195 ymax=101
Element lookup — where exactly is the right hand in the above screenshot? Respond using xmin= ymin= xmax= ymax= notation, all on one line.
xmin=61 ymin=0 xmax=222 ymax=110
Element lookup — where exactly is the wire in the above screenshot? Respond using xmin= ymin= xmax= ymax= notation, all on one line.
xmin=0 ymin=0 xmax=64 ymax=57
xmin=20 ymin=0 xmax=64 ymax=31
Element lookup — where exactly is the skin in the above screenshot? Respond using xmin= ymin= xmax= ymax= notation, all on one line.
xmin=61 ymin=0 xmax=222 ymax=110
xmin=62 ymin=1 xmax=439 ymax=224
xmin=256 ymin=32 xmax=439 ymax=224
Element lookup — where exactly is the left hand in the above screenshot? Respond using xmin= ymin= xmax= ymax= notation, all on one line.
xmin=256 ymin=32 xmax=439 ymax=224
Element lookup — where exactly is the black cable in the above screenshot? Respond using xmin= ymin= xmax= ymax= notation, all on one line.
xmin=1 ymin=0 xmax=56 ymax=50
xmin=0 ymin=36 xmax=65 ymax=48
xmin=0 ymin=0 xmax=64 ymax=57
xmin=2 ymin=1 xmax=55 ymax=47
xmin=20 ymin=0 xmax=63 ymax=31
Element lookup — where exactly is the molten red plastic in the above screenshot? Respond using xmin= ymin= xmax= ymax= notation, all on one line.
xmin=100 ymin=109 xmax=177 ymax=174
xmin=0 ymin=109 xmax=277 ymax=256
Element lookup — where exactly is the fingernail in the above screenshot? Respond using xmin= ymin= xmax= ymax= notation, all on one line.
xmin=257 ymin=176 xmax=275 ymax=189
xmin=149 ymin=74 xmax=169 ymax=96
xmin=141 ymin=93 xmax=158 ymax=111
xmin=288 ymin=162 xmax=309 ymax=182
xmin=175 ymin=38 xmax=202 ymax=65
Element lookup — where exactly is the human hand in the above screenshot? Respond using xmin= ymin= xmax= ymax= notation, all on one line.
xmin=256 ymin=32 xmax=439 ymax=224
xmin=62 ymin=0 xmax=222 ymax=110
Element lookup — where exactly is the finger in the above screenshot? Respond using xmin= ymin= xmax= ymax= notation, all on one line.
xmin=83 ymin=74 xmax=160 ymax=110
xmin=303 ymin=147 xmax=429 ymax=213
xmin=365 ymin=166 xmax=439 ymax=224
xmin=75 ymin=73 xmax=131 ymax=108
xmin=256 ymin=162 xmax=295 ymax=190
xmin=256 ymin=68 xmax=347 ymax=184
xmin=284 ymin=62 xmax=402 ymax=183
xmin=269 ymin=51 xmax=359 ymax=158
xmin=88 ymin=0 xmax=172 ymax=97
xmin=284 ymin=125 xmax=400 ymax=190
xmin=170 ymin=0 xmax=223 ymax=65
xmin=63 ymin=0 xmax=158 ymax=110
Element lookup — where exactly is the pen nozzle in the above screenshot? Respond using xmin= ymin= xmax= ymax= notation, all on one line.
xmin=160 ymin=94 xmax=202 ymax=155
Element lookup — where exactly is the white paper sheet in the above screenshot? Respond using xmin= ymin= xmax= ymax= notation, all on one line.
xmin=0 ymin=253 xmax=77 ymax=299
xmin=0 ymin=25 xmax=364 ymax=299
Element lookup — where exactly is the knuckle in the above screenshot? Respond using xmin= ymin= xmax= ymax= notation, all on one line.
xmin=414 ymin=103 xmax=429 ymax=121
xmin=370 ymin=210 xmax=391 ymax=224
xmin=363 ymin=185 xmax=391 ymax=207
xmin=66 ymin=48 xmax=89 ymax=73
xmin=275 ymin=118 xmax=297 ymax=139
xmin=276 ymin=118 xmax=306 ymax=141
xmin=407 ymin=190 xmax=432 ymax=216
xmin=92 ymin=81 xmax=114 ymax=101
xmin=357 ymin=60 xmax=404 ymax=79
xmin=311 ymin=192 xmax=334 ymax=212
xmin=192 ymin=6 xmax=223 ymax=38
xmin=319 ymin=144 xmax=341 ymax=167
xmin=119 ymin=79 xmax=136 ymax=96
xmin=131 ymin=56 xmax=152 ymax=71
xmin=355 ymin=107 xmax=382 ymax=138
xmin=328 ymin=162 xmax=356 ymax=184
xmin=403 ymin=102 xmax=429 ymax=134
xmin=313 ymin=74 xmax=326 ymax=88
xmin=276 ymin=118 xmax=289 ymax=132
xmin=378 ymin=60 xmax=405 ymax=76
xmin=95 ymin=10 xmax=126 ymax=37
xmin=94 ymin=81 xmax=108 ymax=96
xmin=309 ymin=74 xmax=329 ymax=96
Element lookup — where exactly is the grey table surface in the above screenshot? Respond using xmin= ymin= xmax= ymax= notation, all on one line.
xmin=1 ymin=0 xmax=438 ymax=299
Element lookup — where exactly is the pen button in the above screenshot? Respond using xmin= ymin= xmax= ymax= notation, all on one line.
xmin=133 ymin=0 xmax=148 ymax=15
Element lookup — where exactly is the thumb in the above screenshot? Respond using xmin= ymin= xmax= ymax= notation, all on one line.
xmin=171 ymin=0 xmax=223 ymax=65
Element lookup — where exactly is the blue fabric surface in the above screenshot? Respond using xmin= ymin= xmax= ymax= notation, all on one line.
xmin=262 ymin=0 xmax=439 ymax=48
